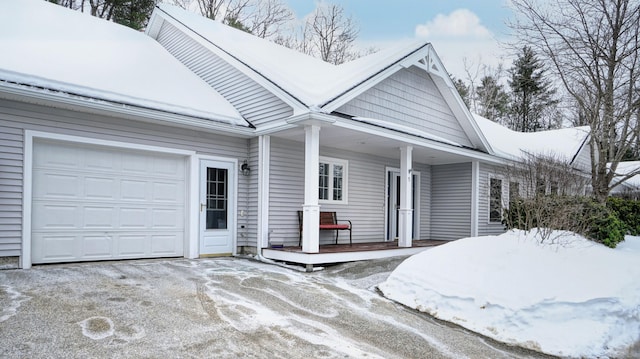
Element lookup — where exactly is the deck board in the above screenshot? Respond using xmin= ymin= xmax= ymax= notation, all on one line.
xmin=270 ymin=240 xmax=447 ymax=254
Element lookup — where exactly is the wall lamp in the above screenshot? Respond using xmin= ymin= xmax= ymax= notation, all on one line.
xmin=241 ymin=160 xmax=251 ymax=176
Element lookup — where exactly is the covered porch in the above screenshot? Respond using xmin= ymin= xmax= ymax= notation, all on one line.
xmin=253 ymin=113 xmax=500 ymax=271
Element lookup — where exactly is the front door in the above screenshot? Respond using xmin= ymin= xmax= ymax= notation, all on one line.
xmin=386 ymin=170 xmax=419 ymax=241
xmin=199 ymin=160 xmax=235 ymax=256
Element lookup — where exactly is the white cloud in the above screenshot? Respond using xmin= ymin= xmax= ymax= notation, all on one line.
xmin=411 ymin=9 xmax=510 ymax=80
xmin=415 ymin=9 xmax=492 ymax=39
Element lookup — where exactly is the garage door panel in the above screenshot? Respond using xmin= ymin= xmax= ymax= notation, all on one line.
xmin=34 ymin=142 xmax=80 ymax=169
xmin=151 ymin=234 xmax=182 ymax=254
xmin=121 ymin=179 xmax=148 ymax=201
xmin=37 ymin=234 xmax=77 ymax=260
xmin=33 ymin=172 xmax=80 ymax=198
xmin=153 ymin=181 xmax=183 ymax=202
xmin=83 ymin=206 xmax=117 ymax=229
xmin=32 ymin=203 xmax=80 ymax=229
xmin=152 ymin=208 xmax=182 ymax=228
xmin=32 ymin=140 xmax=186 ymax=264
xmin=117 ymin=235 xmax=147 ymax=256
xmin=82 ymin=235 xmax=112 ymax=258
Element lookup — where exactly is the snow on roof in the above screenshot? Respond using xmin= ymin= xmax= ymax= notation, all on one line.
xmin=0 ymin=0 xmax=247 ymax=127
xmin=611 ymin=161 xmax=640 ymax=189
xmin=473 ymin=114 xmax=589 ymax=162
xmin=156 ymin=3 xmax=428 ymax=108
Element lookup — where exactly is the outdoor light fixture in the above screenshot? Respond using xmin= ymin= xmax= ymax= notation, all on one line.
xmin=241 ymin=160 xmax=251 ymax=176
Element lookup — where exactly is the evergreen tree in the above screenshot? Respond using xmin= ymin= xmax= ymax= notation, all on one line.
xmin=112 ymin=0 xmax=156 ymax=31
xmin=475 ymin=75 xmax=509 ymax=121
xmin=451 ymin=76 xmax=470 ymax=108
xmin=507 ymin=46 xmax=560 ymax=132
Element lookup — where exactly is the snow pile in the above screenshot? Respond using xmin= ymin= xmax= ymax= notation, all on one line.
xmin=378 ymin=230 xmax=640 ymax=358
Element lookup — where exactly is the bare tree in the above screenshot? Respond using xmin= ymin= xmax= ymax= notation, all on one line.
xmin=196 ymin=0 xmax=228 ymax=19
xmin=244 ymin=0 xmax=292 ymax=38
xmin=509 ymin=0 xmax=640 ymax=202
xmin=302 ymin=3 xmax=359 ymax=65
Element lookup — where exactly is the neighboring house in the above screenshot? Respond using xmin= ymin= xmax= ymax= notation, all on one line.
xmin=611 ymin=161 xmax=640 ymax=199
xmin=0 ymin=0 xmax=593 ymax=270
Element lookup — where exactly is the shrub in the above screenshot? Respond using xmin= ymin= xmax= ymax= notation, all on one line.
xmin=607 ymin=197 xmax=640 ymax=236
xmin=504 ymin=195 xmax=625 ymax=248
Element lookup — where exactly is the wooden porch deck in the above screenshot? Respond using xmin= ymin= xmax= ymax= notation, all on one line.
xmin=262 ymin=240 xmax=449 ymax=270
xmin=270 ymin=240 xmax=447 ymax=254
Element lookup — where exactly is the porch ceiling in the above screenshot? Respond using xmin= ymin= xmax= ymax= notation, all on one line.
xmin=272 ymin=123 xmax=490 ymax=166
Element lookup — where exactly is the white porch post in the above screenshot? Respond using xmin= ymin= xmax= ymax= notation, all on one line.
xmin=398 ymin=145 xmax=413 ymax=247
xmin=302 ymin=125 xmax=321 ymax=253
xmin=257 ymin=135 xmax=270 ymax=249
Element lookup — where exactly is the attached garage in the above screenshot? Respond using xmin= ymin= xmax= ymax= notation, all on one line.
xmin=30 ymin=139 xmax=188 ymax=264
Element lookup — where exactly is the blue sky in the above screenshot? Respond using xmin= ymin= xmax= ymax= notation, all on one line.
xmin=283 ymin=0 xmax=514 ymax=79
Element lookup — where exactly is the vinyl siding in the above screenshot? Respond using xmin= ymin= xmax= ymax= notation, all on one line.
xmin=478 ymin=162 xmax=508 ymax=236
xmin=0 ymin=124 xmax=23 ymax=256
xmin=155 ymin=21 xmax=293 ymax=128
xmin=267 ymin=138 xmax=432 ymax=246
xmin=431 ymin=162 xmax=472 ymax=240
xmin=337 ymin=66 xmax=473 ymax=147
xmin=0 ymin=98 xmax=253 ymax=257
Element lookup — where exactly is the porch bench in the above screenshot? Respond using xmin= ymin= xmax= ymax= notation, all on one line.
xmin=297 ymin=211 xmax=352 ymax=246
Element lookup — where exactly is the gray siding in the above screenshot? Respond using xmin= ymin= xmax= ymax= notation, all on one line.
xmin=431 ymin=163 xmax=472 ymax=240
xmin=0 ymin=123 xmax=23 ymax=256
xmin=0 ymin=99 xmax=253 ymax=257
xmin=155 ymin=21 xmax=293 ymax=128
xmin=337 ymin=66 xmax=473 ymax=147
xmin=478 ymin=163 xmax=508 ymax=237
xmin=268 ymin=138 xmax=432 ymax=246
xmin=414 ymin=162 xmax=432 ymax=240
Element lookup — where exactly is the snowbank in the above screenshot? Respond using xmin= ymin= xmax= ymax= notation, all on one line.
xmin=378 ymin=230 xmax=640 ymax=358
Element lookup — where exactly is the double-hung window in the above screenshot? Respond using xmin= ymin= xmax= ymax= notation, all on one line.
xmin=319 ymin=156 xmax=348 ymax=204
xmin=489 ymin=177 xmax=503 ymax=223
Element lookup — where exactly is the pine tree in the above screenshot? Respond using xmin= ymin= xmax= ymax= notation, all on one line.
xmin=451 ymin=76 xmax=470 ymax=108
xmin=507 ymin=46 xmax=560 ymax=132
xmin=476 ymin=75 xmax=509 ymax=122
xmin=112 ymin=0 xmax=156 ymax=31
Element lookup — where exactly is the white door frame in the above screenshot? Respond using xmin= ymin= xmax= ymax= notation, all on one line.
xmin=23 ymin=130 xmax=196 ymax=269
xmin=197 ymin=157 xmax=238 ymax=256
xmin=384 ymin=167 xmax=420 ymax=241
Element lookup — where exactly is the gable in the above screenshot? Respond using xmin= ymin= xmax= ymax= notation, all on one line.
xmin=153 ymin=20 xmax=294 ymax=128
xmin=336 ymin=66 xmax=474 ymax=148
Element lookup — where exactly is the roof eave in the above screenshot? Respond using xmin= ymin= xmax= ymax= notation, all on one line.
xmin=0 ymin=81 xmax=255 ymax=137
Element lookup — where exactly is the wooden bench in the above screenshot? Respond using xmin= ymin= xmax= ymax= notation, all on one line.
xmin=297 ymin=211 xmax=352 ymax=246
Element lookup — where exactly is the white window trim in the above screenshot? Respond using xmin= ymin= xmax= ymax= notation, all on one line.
xmin=488 ymin=175 xmax=507 ymax=224
xmin=319 ymin=156 xmax=348 ymax=204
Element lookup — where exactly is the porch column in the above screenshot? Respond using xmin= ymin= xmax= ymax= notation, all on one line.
xmin=302 ymin=125 xmax=320 ymax=253
xmin=398 ymin=145 xmax=413 ymax=247
xmin=257 ymin=135 xmax=270 ymax=249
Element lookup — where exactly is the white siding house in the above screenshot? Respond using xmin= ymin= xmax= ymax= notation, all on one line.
xmin=0 ymin=0 xmax=594 ymax=270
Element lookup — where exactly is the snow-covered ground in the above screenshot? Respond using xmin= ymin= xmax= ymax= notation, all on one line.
xmin=378 ymin=230 xmax=640 ymax=358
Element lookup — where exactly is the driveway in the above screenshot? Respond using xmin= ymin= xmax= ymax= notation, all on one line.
xmin=0 ymin=256 xmax=553 ymax=358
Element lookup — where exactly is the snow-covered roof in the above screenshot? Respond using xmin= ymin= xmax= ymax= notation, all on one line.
xmin=473 ymin=114 xmax=589 ymax=163
xmin=0 ymin=0 xmax=247 ymax=127
xmin=612 ymin=161 xmax=640 ymax=190
xmin=154 ymin=4 xmax=429 ymax=109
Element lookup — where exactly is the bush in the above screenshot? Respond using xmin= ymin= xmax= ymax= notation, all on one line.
xmin=607 ymin=197 xmax=640 ymax=236
xmin=504 ymin=195 xmax=625 ymax=248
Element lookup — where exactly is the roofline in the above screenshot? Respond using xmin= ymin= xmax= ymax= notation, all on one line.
xmin=319 ymin=43 xmax=430 ymax=110
xmin=150 ymin=6 xmax=308 ymax=112
xmin=0 ymin=80 xmax=256 ymax=137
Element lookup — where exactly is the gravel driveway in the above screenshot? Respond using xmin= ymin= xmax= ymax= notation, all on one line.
xmin=0 ymin=256 xmax=553 ymax=358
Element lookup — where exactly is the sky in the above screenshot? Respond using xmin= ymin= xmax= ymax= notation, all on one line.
xmin=283 ymin=0 xmax=515 ymax=80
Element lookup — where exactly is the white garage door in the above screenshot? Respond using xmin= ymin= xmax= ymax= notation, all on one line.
xmin=31 ymin=140 xmax=186 ymax=264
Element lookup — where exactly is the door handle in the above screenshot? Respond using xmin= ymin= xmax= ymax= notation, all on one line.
xmin=200 ymin=203 xmax=206 ymax=212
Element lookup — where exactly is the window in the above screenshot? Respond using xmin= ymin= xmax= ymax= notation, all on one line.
xmin=319 ymin=157 xmax=348 ymax=203
xmin=206 ymin=167 xmax=227 ymax=229
xmin=489 ymin=177 xmax=503 ymax=223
